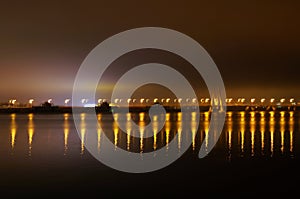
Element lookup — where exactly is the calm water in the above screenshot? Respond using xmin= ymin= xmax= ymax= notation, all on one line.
xmin=1 ymin=111 xmax=300 ymax=196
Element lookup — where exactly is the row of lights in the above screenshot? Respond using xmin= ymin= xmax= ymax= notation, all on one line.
xmin=6 ymin=97 xmax=297 ymax=106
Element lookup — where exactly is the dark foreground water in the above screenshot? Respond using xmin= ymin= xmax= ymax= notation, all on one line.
xmin=1 ymin=111 xmax=300 ymax=197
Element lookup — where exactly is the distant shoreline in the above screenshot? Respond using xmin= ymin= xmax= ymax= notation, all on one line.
xmin=0 ymin=105 xmax=298 ymax=114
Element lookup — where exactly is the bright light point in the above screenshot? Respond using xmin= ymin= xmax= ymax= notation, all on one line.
xmin=205 ymin=98 xmax=210 ymax=103
xmin=29 ymin=99 xmax=34 ymax=104
xmin=65 ymin=99 xmax=70 ymax=104
xmin=280 ymin=98 xmax=285 ymax=103
xmin=154 ymin=98 xmax=158 ymax=103
xmin=270 ymin=98 xmax=275 ymax=103
xmin=251 ymin=98 xmax=255 ymax=103
xmin=81 ymin=99 xmax=88 ymax=104
xmin=140 ymin=98 xmax=145 ymax=103
xmin=98 ymin=99 xmax=102 ymax=103
xmin=127 ymin=99 xmax=131 ymax=103
xmin=166 ymin=98 xmax=170 ymax=103
xmin=178 ymin=98 xmax=182 ymax=103
xmin=114 ymin=99 xmax=119 ymax=104
xmin=261 ymin=98 xmax=265 ymax=103
xmin=290 ymin=98 xmax=294 ymax=103
xmin=192 ymin=98 xmax=197 ymax=103
xmin=48 ymin=99 xmax=52 ymax=103
xmin=241 ymin=98 xmax=245 ymax=103
xmin=11 ymin=99 xmax=16 ymax=104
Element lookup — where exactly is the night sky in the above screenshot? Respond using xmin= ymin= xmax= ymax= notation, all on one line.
xmin=1 ymin=1 xmax=300 ymax=105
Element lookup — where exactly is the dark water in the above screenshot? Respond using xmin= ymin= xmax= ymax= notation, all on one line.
xmin=1 ymin=111 xmax=300 ymax=197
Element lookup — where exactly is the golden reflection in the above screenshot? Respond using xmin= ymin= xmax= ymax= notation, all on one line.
xmin=280 ymin=111 xmax=285 ymax=122
xmin=165 ymin=113 xmax=170 ymax=122
xmin=270 ymin=115 xmax=275 ymax=156
xmin=80 ymin=113 xmax=86 ymax=155
xmin=280 ymin=114 xmax=285 ymax=154
xmin=64 ymin=113 xmax=69 ymax=121
xmin=204 ymin=120 xmax=209 ymax=152
xmin=269 ymin=111 xmax=275 ymax=123
xmin=153 ymin=121 xmax=158 ymax=151
xmin=165 ymin=121 xmax=171 ymax=151
xmin=140 ymin=128 xmax=144 ymax=153
xmin=126 ymin=121 xmax=131 ymax=151
xmin=126 ymin=113 xmax=131 ymax=122
xmin=191 ymin=120 xmax=197 ymax=151
xmin=227 ymin=111 xmax=232 ymax=122
xmin=191 ymin=112 xmax=197 ymax=122
xmin=177 ymin=121 xmax=182 ymax=153
xmin=250 ymin=111 xmax=255 ymax=122
xmin=28 ymin=114 xmax=34 ymax=156
xmin=177 ymin=112 xmax=182 ymax=122
xmin=289 ymin=116 xmax=294 ymax=154
xmin=240 ymin=111 xmax=245 ymax=122
xmin=139 ymin=112 xmax=145 ymax=122
xmin=80 ymin=113 xmax=85 ymax=121
xmin=227 ymin=118 xmax=233 ymax=158
xmin=80 ymin=126 xmax=86 ymax=155
xmin=97 ymin=114 xmax=101 ymax=121
xmin=260 ymin=111 xmax=265 ymax=122
xmin=240 ymin=112 xmax=245 ymax=155
xmin=204 ymin=112 xmax=209 ymax=122
xmin=250 ymin=114 xmax=256 ymax=156
xmin=63 ymin=116 xmax=69 ymax=155
xmin=10 ymin=114 xmax=17 ymax=150
xmin=260 ymin=116 xmax=265 ymax=154
xmin=97 ymin=128 xmax=102 ymax=153
xmin=113 ymin=121 xmax=118 ymax=150
xmin=11 ymin=113 xmax=16 ymax=121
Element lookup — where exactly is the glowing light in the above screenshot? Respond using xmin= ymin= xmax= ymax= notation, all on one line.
xmin=166 ymin=98 xmax=170 ymax=103
xmin=64 ymin=99 xmax=70 ymax=105
xmin=98 ymin=99 xmax=102 ymax=104
xmin=165 ymin=113 xmax=170 ymax=121
xmin=241 ymin=98 xmax=245 ymax=103
xmin=126 ymin=98 xmax=131 ymax=104
xmin=29 ymin=99 xmax=34 ymax=104
xmin=178 ymin=98 xmax=182 ymax=103
xmin=64 ymin=118 xmax=69 ymax=155
xmin=205 ymin=98 xmax=210 ymax=103
xmin=114 ymin=98 xmax=119 ymax=104
xmin=251 ymin=98 xmax=255 ymax=103
xmin=280 ymin=98 xmax=285 ymax=103
xmin=192 ymin=98 xmax=197 ymax=103
xmin=154 ymin=98 xmax=158 ymax=103
xmin=290 ymin=98 xmax=295 ymax=103
xmin=28 ymin=117 xmax=34 ymax=157
xmin=139 ymin=112 xmax=145 ymax=121
xmin=10 ymin=116 xmax=17 ymax=150
xmin=270 ymin=98 xmax=275 ymax=103
xmin=113 ymin=121 xmax=118 ymax=150
xmin=140 ymin=98 xmax=145 ymax=103
xmin=260 ymin=98 xmax=265 ymax=103
xmin=48 ymin=99 xmax=52 ymax=103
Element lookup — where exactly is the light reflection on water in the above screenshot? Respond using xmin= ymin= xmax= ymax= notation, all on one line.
xmin=2 ymin=110 xmax=299 ymax=160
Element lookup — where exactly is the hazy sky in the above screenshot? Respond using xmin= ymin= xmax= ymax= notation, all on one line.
xmin=1 ymin=1 xmax=300 ymax=105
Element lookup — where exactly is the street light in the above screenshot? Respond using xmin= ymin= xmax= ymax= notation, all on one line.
xmin=65 ymin=99 xmax=70 ymax=106
xmin=29 ymin=99 xmax=34 ymax=107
